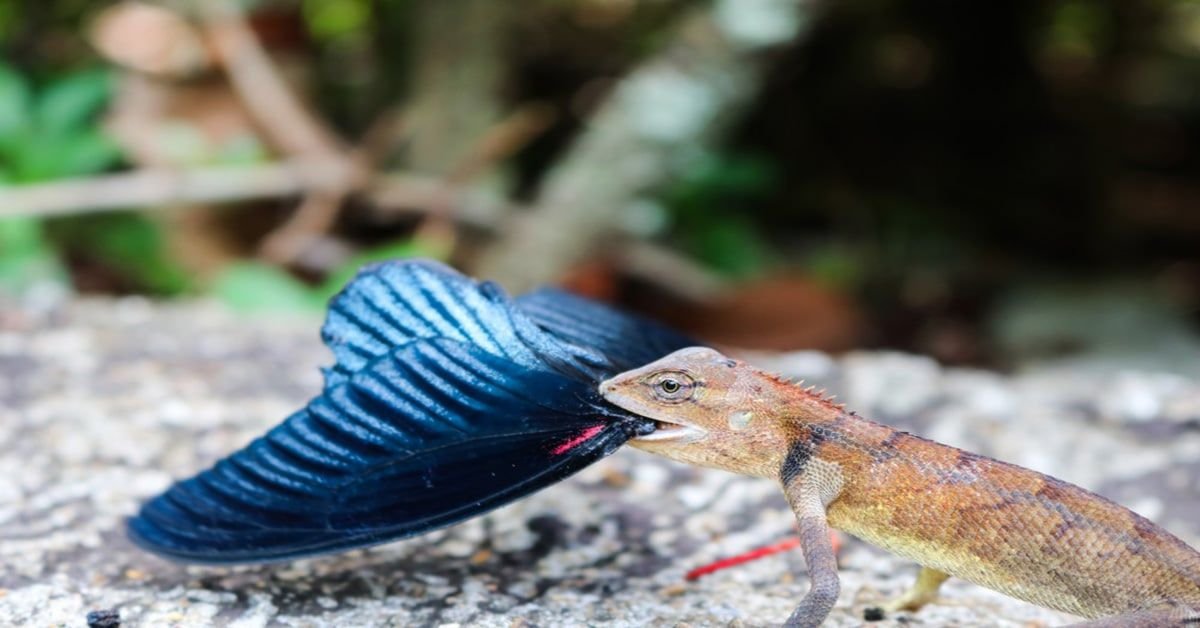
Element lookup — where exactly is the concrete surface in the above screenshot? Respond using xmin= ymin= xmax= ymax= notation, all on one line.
xmin=2 ymin=298 xmax=1198 ymax=627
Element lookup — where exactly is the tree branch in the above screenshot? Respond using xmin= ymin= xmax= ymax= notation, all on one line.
xmin=475 ymin=0 xmax=812 ymax=291
xmin=0 ymin=162 xmax=323 ymax=217
xmin=0 ymin=163 xmax=486 ymax=222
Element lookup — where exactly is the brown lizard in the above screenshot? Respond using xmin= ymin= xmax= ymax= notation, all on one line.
xmin=598 ymin=347 xmax=1200 ymax=627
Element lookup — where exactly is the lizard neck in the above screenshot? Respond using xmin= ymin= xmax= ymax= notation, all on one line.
xmin=775 ymin=404 xmax=897 ymax=489
xmin=627 ymin=373 xmax=866 ymax=480
xmin=687 ymin=389 xmax=857 ymax=480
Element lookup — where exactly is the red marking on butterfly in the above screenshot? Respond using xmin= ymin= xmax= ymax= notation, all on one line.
xmin=552 ymin=425 xmax=605 ymax=455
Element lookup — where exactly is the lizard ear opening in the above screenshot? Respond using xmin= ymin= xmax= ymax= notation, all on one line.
xmin=727 ymin=410 xmax=753 ymax=430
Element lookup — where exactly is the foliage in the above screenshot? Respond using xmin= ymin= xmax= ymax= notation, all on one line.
xmin=0 ymin=65 xmax=120 ymax=183
xmin=44 ymin=212 xmax=192 ymax=296
xmin=661 ymin=152 xmax=777 ymax=278
xmin=314 ymin=238 xmax=451 ymax=302
xmin=0 ymin=217 xmax=66 ymax=297
xmin=213 ymin=238 xmax=448 ymax=313
xmin=302 ymin=0 xmax=372 ymax=44
xmin=214 ymin=262 xmax=323 ymax=313
xmin=0 ymin=0 xmax=1198 ymax=362
xmin=0 ymin=63 xmax=123 ymax=298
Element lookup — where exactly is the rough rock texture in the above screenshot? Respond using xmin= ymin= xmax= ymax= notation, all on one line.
xmin=2 ymin=298 xmax=1198 ymax=627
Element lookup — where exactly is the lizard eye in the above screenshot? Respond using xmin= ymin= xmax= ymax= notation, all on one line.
xmin=649 ymin=372 xmax=696 ymax=403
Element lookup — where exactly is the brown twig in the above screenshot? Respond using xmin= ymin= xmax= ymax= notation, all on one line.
xmin=357 ymin=108 xmax=410 ymax=167
xmin=412 ymin=102 xmax=560 ymax=256
xmin=0 ymin=161 xmax=330 ymax=217
xmin=0 ymin=161 xmax=725 ymax=300
xmin=616 ymin=241 xmax=727 ymax=301
xmin=0 ymin=164 xmax=494 ymax=223
xmin=196 ymin=0 xmax=347 ymax=160
xmin=445 ymin=102 xmax=558 ymax=184
xmin=196 ymin=0 xmax=360 ymax=265
xmin=475 ymin=0 xmax=811 ymax=291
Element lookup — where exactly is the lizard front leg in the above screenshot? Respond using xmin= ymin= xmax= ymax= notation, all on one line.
xmin=782 ymin=474 xmax=842 ymax=628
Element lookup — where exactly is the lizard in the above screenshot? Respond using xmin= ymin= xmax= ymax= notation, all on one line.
xmin=598 ymin=346 xmax=1200 ymax=627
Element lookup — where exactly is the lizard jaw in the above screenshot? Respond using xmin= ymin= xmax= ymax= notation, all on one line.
xmin=636 ymin=419 xmax=707 ymax=443
xmin=596 ymin=377 xmax=706 ymax=443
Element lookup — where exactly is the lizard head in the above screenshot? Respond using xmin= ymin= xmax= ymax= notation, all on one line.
xmin=599 ymin=346 xmax=801 ymax=477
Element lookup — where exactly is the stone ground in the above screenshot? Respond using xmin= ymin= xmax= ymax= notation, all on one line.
xmin=2 ymin=298 xmax=1198 ymax=627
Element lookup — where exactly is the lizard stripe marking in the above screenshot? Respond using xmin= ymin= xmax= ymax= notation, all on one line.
xmin=780 ymin=428 xmax=822 ymax=486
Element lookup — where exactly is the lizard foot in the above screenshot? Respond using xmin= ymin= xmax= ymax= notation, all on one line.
xmin=883 ymin=566 xmax=950 ymax=613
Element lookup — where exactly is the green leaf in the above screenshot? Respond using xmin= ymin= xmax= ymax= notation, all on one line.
xmin=665 ymin=152 xmax=777 ymax=222
xmin=215 ymin=263 xmax=323 ymax=313
xmin=43 ymin=213 xmax=193 ymax=295
xmin=92 ymin=214 xmax=188 ymax=294
xmin=36 ymin=69 xmax=112 ymax=136
xmin=0 ymin=216 xmax=48 ymax=257
xmin=0 ymin=217 xmax=65 ymax=297
xmin=14 ymin=130 xmax=120 ymax=181
xmin=804 ymin=244 xmax=863 ymax=289
xmin=687 ymin=218 xmax=768 ymax=278
xmin=303 ymin=0 xmax=371 ymax=42
xmin=12 ymin=135 xmax=65 ymax=181
xmin=0 ymin=254 xmax=66 ymax=297
xmin=55 ymin=131 xmax=122 ymax=177
xmin=0 ymin=64 xmax=31 ymax=147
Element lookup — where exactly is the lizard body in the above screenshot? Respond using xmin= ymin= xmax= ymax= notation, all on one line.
xmin=599 ymin=347 xmax=1200 ymax=627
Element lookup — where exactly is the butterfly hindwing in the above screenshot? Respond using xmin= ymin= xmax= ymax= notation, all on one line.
xmin=127 ymin=339 xmax=634 ymax=563
xmin=321 ymin=260 xmax=546 ymax=387
xmin=129 ymin=259 xmax=693 ymax=563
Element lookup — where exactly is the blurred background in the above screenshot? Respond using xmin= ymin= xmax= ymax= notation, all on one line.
xmin=2 ymin=0 xmax=1199 ymax=374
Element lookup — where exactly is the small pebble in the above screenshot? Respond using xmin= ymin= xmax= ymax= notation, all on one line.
xmin=660 ymin=583 xmax=687 ymax=596
xmin=86 ymin=609 xmax=120 ymax=628
xmin=602 ymin=468 xmax=631 ymax=488
xmin=863 ymin=606 xmax=885 ymax=621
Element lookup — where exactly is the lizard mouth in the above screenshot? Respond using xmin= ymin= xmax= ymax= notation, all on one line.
xmin=636 ymin=418 xmax=706 ymax=443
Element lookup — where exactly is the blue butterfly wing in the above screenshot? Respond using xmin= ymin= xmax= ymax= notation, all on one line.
xmin=516 ymin=287 xmax=696 ymax=376
xmin=129 ymin=260 xmax=690 ymax=563
xmin=320 ymin=260 xmax=549 ymax=387
xmin=127 ymin=339 xmax=638 ymax=563
xmin=320 ymin=260 xmax=693 ymax=385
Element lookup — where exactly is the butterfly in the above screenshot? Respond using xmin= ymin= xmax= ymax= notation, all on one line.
xmin=128 ymin=260 xmax=692 ymax=563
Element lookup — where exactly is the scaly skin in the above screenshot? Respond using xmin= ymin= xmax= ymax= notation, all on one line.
xmin=599 ymin=347 xmax=1200 ymax=627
